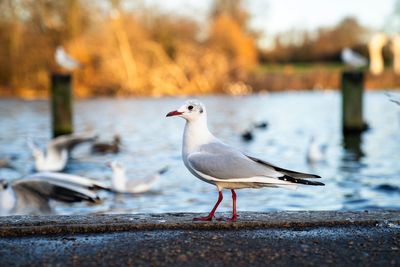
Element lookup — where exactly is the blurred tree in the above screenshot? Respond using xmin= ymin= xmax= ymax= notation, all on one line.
xmin=109 ymin=0 xmax=138 ymax=93
xmin=261 ymin=17 xmax=368 ymax=63
xmin=2 ymin=0 xmax=23 ymax=88
xmin=0 ymin=0 xmax=256 ymax=97
xmin=65 ymin=0 xmax=82 ymax=40
xmin=209 ymin=0 xmax=258 ymax=78
xmin=211 ymin=0 xmax=248 ymax=27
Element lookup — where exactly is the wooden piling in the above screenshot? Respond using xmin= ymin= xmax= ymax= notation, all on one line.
xmin=341 ymin=71 xmax=368 ymax=133
xmin=51 ymin=73 xmax=73 ymax=137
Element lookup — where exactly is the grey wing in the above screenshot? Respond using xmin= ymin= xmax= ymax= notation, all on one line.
xmin=49 ymin=133 xmax=98 ymax=152
xmin=29 ymin=172 xmax=110 ymax=191
xmin=188 ymin=143 xmax=281 ymax=179
xmin=12 ymin=177 xmax=100 ymax=206
xmin=188 ymin=142 xmax=323 ymax=185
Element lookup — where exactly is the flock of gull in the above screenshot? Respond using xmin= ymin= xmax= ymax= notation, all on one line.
xmin=0 ymin=101 xmax=332 ymax=218
xmin=1 ymin=46 xmax=397 ymax=219
xmin=0 ymin=102 xmax=326 ymax=218
xmin=0 ymin=134 xmax=169 ymax=216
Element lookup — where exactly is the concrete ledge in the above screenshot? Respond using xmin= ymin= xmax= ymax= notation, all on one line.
xmin=0 ymin=211 xmax=399 ymax=237
xmin=1 ymin=211 xmax=399 ymax=266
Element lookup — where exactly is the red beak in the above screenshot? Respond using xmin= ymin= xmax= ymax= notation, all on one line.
xmin=166 ymin=110 xmax=183 ymax=117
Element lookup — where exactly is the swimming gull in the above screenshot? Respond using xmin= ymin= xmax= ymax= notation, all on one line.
xmin=28 ymin=133 xmax=97 ymax=172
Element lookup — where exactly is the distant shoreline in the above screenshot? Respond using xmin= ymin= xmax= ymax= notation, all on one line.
xmin=1 ymin=70 xmax=399 ymax=100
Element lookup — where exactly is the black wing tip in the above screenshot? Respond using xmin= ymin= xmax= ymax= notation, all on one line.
xmin=246 ymin=155 xmax=322 ymax=179
xmin=279 ymin=175 xmax=325 ymax=186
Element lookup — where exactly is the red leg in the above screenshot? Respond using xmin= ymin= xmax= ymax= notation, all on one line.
xmin=216 ymin=189 xmax=237 ymax=222
xmin=228 ymin=189 xmax=237 ymax=222
xmin=193 ymin=191 xmax=223 ymax=221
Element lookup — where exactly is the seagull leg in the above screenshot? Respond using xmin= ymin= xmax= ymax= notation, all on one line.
xmin=228 ymin=189 xmax=237 ymax=222
xmin=193 ymin=191 xmax=223 ymax=221
xmin=216 ymin=189 xmax=237 ymax=222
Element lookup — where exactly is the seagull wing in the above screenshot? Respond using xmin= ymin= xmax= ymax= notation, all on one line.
xmin=49 ymin=134 xmax=97 ymax=153
xmin=188 ymin=142 xmax=323 ymax=185
xmin=11 ymin=176 xmax=101 ymax=214
xmin=28 ymin=172 xmax=110 ymax=191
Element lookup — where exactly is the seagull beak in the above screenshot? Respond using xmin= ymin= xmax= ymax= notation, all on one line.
xmin=166 ymin=110 xmax=183 ymax=117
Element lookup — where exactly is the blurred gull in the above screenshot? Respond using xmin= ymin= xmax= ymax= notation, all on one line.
xmin=92 ymin=134 xmax=121 ymax=154
xmin=55 ymin=46 xmax=81 ymax=71
xmin=109 ymin=161 xmax=168 ymax=194
xmin=166 ymin=100 xmax=324 ymax=222
xmin=341 ymin=48 xmax=367 ymax=68
xmin=306 ymin=136 xmax=327 ymax=164
xmin=0 ymin=172 xmax=107 ymax=215
xmin=28 ymin=133 xmax=97 ymax=172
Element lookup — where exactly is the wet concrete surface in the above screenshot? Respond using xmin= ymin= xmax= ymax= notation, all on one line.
xmin=0 ymin=211 xmax=399 ymax=266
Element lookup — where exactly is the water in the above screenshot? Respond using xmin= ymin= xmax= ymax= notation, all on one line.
xmin=0 ymin=91 xmax=399 ymax=215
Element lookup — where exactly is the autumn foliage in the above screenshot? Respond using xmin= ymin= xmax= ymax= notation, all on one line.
xmin=0 ymin=0 xmax=258 ymax=98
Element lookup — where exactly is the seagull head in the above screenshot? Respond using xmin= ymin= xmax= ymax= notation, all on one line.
xmin=107 ymin=160 xmax=124 ymax=172
xmin=26 ymin=138 xmax=44 ymax=161
xmin=166 ymin=99 xmax=206 ymax=122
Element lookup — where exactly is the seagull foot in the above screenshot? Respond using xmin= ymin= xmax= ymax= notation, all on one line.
xmin=193 ymin=216 xmax=213 ymax=221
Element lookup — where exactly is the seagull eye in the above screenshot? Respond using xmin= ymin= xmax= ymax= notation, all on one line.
xmin=188 ymin=105 xmax=193 ymax=111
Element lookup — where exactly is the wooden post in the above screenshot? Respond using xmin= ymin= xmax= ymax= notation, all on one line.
xmin=343 ymin=132 xmax=363 ymax=160
xmin=341 ymin=71 xmax=368 ymax=133
xmin=51 ymin=73 xmax=73 ymax=137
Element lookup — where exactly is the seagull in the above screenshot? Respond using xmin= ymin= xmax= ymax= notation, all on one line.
xmin=108 ymin=161 xmax=168 ymax=194
xmin=306 ymin=136 xmax=327 ymax=164
xmin=166 ymin=100 xmax=324 ymax=222
xmin=92 ymin=134 xmax=121 ymax=154
xmin=55 ymin=46 xmax=81 ymax=71
xmin=0 ymin=172 xmax=107 ymax=215
xmin=28 ymin=133 xmax=97 ymax=172
xmin=341 ymin=48 xmax=367 ymax=68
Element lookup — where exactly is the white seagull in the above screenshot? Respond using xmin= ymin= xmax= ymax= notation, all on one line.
xmin=109 ymin=161 xmax=168 ymax=194
xmin=28 ymin=133 xmax=97 ymax=172
xmin=341 ymin=48 xmax=367 ymax=68
xmin=0 ymin=172 xmax=107 ymax=215
xmin=55 ymin=46 xmax=81 ymax=71
xmin=306 ymin=136 xmax=327 ymax=164
xmin=166 ymin=100 xmax=324 ymax=222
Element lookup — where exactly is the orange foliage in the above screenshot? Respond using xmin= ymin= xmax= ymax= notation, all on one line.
xmin=209 ymin=14 xmax=257 ymax=71
xmin=0 ymin=1 xmax=259 ymax=98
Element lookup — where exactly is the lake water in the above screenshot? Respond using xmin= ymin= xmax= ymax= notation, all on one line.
xmin=0 ymin=91 xmax=399 ymax=215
